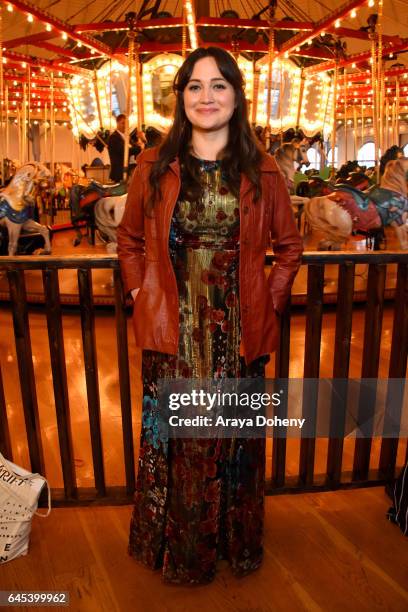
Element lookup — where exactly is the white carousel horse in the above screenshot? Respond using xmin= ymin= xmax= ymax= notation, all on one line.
xmin=0 ymin=162 xmax=53 ymax=255
xmin=304 ymin=158 xmax=408 ymax=250
xmin=273 ymin=142 xmax=311 ymax=229
xmin=94 ymin=194 xmax=127 ymax=252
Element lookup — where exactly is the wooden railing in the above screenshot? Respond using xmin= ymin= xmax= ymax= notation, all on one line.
xmin=0 ymin=252 xmax=407 ymax=505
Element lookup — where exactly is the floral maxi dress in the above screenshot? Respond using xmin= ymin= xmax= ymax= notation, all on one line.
xmin=128 ymin=158 xmax=268 ymax=584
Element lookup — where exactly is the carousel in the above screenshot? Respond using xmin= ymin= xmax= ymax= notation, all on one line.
xmin=0 ymin=1 xmax=405 ymax=314
xmin=0 ymin=0 xmax=407 ymax=278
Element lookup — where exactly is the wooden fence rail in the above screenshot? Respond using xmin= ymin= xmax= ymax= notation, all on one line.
xmin=0 ymin=252 xmax=407 ymax=505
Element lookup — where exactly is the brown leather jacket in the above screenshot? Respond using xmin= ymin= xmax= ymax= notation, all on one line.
xmin=117 ymin=146 xmax=303 ymax=365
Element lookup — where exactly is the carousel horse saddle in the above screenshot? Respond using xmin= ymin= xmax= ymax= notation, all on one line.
xmin=366 ymin=186 xmax=408 ymax=226
xmin=332 ymin=184 xmax=372 ymax=209
xmin=70 ymin=181 xmax=127 ymax=218
xmin=0 ymin=197 xmax=33 ymax=224
xmin=327 ymin=186 xmax=381 ymax=233
xmin=88 ymin=180 xmax=127 ymax=197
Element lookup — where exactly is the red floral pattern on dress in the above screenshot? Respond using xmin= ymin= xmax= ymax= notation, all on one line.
xmin=128 ymin=157 xmax=268 ymax=585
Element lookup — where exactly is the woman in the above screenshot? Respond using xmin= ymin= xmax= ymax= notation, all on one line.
xmin=117 ymin=47 xmax=303 ymax=585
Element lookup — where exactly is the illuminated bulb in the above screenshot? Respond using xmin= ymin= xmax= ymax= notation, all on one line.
xmin=27 ymin=14 xmax=34 ymax=23
xmin=368 ymin=0 xmax=374 ymax=6
xmin=77 ymin=41 xmax=82 ymax=48
xmin=7 ymin=4 xmax=13 ymax=12
xmin=2 ymin=58 xmax=6 ymax=64
xmin=350 ymin=9 xmax=357 ymax=18
xmin=352 ymin=63 xmax=356 ymax=68
xmin=13 ymin=80 xmax=17 ymax=86
xmin=62 ymin=32 xmax=68 ymax=41
xmin=335 ymin=20 xmax=340 ymax=28
xmin=46 ymin=24 xmax=52 ymax=32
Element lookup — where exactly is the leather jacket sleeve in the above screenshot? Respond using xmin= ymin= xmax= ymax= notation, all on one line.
xmin=267 ymin=169 xmax=304 ymax=314
xmin=116 ymin=159 xmax=146 ymax=299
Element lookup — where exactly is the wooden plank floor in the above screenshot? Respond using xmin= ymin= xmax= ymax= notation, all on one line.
xmin=1 ymin=487 xmax=407 ymax=612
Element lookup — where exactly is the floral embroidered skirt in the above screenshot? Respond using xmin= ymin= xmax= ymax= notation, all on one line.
xmin=128 ymin=180 xmax=268 ymax=584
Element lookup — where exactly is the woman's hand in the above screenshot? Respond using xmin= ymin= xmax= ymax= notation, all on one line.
xmin=131 ymin=288 xmax=140 ymax=301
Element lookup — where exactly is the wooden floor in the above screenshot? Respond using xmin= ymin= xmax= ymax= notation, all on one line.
xmin=1 ymin=487 xmax=407 ymax=611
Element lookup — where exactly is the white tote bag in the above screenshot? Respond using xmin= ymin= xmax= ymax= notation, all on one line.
xmin=0 ymin=452 xmax=51 ymax=564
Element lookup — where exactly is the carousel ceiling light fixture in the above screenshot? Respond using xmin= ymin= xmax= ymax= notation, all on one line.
xmin=350 ymin=9 xmax=357 ymax=18
xmin=62 ymin=32 xmax=68 ymax=41
xmin=27 ymin=13 xmax=33 ymax=22
xmin=335 ymin=20 xmax=341 ymax=28
xmin=7 ymin=3 xmax=13 ymax=11
xmin=45 ymin=24 xmax=52 ymax=32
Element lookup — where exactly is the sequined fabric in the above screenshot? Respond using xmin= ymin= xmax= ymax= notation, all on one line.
xmin=128 ymin=158 xmax=268 ymax=584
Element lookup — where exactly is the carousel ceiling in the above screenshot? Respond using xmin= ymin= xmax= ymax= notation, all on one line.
xmin=1 ymin=0 xmax=408 ymax=133
xmin=2 ymin=0 xmax=407 ymax=69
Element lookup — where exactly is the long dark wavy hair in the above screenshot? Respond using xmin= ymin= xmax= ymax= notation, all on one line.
xmin=147 ymin=47 xmax=263 ymax=213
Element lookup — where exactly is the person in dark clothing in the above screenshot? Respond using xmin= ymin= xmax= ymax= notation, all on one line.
xmin=108 ymin=114 xmax=140 ymax=182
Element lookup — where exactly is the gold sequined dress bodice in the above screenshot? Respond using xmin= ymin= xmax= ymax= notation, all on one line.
xmin=168 ymin=158 xmax=241 ymax=378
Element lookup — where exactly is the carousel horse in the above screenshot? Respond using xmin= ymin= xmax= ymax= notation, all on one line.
xmin=94 ymin=194 xmax=127 ymax=252
xmin=0 ymin=162 xmax=54 ymax=255
xmin=273 ymin=142 xmax=311 ymax=230
xmin=69 ymin=179 xmax=127 ymax=246
xmin=304 ymin=158 xmax=408 ymax=250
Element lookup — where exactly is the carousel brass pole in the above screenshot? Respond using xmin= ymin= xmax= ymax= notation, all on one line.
xmin=361 ymin=99 xmax=364 ymax=151
xmin=5 ymin=84 xmax=9 ymax=161
xmin=93 ymin=69 xmax=104 ymax=130
xmin=391 ymin=100 xmax=396 ymax=145
xmin=395 ymin=77 xmax=400 ymax=147
xmin=135 ymin=41 xmax=144 ymax=130
xmin=296 ymin=68 xmax=305 ymax=128
xmin=252 ymin=64 xmax=260 ymax=126
xmin=344 ymin=68 xmax=348 ymax=163
xmin=369 ymin=28 xmax=379 ymax=181
xmin=109 ymin=60 xmax=113 ymax=132
xmin=22 ymin=82 xmax=27 ymax=164
xmin=331 ymin=62 xmax=338 ymax=179
xmin=124 ymin=30 xmax=135 ymax=180
xmin=27 ymin=65 xmax=31 ymax=161
xmin=385 ymin=97 xmax=389 ymax=150
xmin=353 ymin=106 xmax=358 ymax=159
xmin=50 ymin=72 xmax=55 ymax=175
xmin=265 ymin=25 xmax=275 ymax=151
xmin=279 ymin=61 xmax=283 ymax=144
xmin=44 ymin=102 xmax=48 ymax=164
xmin=182 ymin=8 xmax=187 ymax=58
xmin=17 ymin=106 xmax=21 ymax=162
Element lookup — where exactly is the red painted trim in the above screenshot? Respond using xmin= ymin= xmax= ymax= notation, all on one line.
xmin=277 ymin=0 xmax=369 ymax=58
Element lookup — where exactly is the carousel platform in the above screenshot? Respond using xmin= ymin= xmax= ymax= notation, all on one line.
xmin=0 ymin=215 xmax=403 ymax=307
